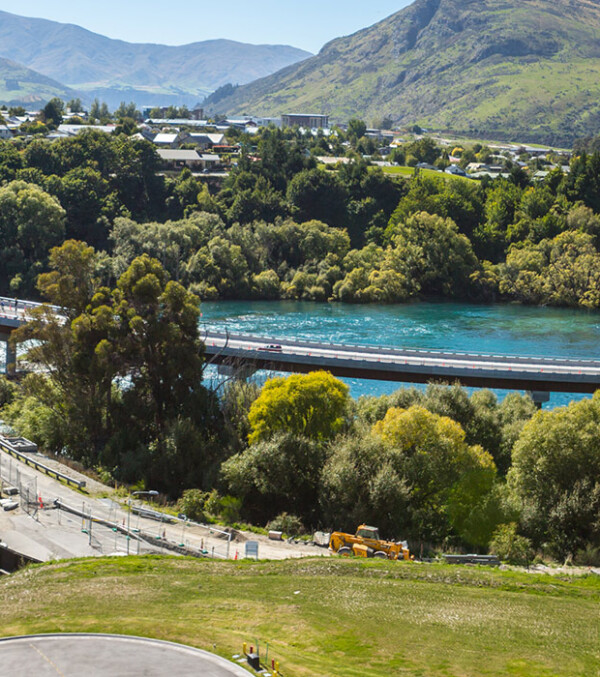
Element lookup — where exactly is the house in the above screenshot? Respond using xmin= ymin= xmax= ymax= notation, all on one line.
xmin=199 ymin=153 xmax=220 ymax=170
xmin=152 ymin=131 xmax=190 ymax=148
xmin=157 ymin=149 xmax=204 ymax=170
xmin=57 ymin=124 xmax=117 ymax=136
xmin=157 ymin=149 xmax=220 ymax=172
xmin=282 ymin=114 xmax=329 ymax=129
xmin=0 ymin=126 xmax=13 ymax=140
xmin=445 ymin=165 xmax=467 ymax=177
xmin=188 ymin=132 xmax=226 ymax=150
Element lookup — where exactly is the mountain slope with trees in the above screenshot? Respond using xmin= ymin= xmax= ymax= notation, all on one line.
xmin=204 ymin=0 xmax=600 ymax=145
xmin=0 ymin=10 xmax=311 ymax=108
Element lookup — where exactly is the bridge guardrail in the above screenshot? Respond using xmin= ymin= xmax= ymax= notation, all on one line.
xmin=0 ymin=437 xmax=86 ymax=490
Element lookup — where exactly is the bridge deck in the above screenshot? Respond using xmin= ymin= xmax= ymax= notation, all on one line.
xmin=203 ymin=331 xmax=600 ymax=394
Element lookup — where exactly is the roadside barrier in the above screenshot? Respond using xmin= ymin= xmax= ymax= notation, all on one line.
xmin=0 ymin=437 xmax=86 ymax=490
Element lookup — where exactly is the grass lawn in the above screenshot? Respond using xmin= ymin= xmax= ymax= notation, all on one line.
xmin=377 ymin=166 xmax=474 ymax=182
xmin=0 ymin=556 xmax=598 ymax=676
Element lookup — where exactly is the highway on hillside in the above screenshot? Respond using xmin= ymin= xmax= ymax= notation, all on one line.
xmin=202 ymin=330 xmax=600 ymax=394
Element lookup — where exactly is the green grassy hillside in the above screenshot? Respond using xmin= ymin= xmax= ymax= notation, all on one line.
xmin=1 ymin=556 xmax=598 ymax=676
xmin=204 ymin=0 xmax=600 ymax=145
xmin=0 ymin=57 xmax=72 ymax=106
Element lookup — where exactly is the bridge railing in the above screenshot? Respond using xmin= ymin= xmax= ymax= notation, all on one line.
xmin=0 ymin=297 xmax=62 ymax=323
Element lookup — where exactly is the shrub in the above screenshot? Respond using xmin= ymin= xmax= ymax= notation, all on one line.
xmin=575 ymin=544 xmax=600 ymax=567
xmin=489 ymin=523 xmax=533 ymax=566
xmin=219 ymin=495 xmax=243 ymax=524
xmin=177 ymin=489 xmax=209 ymax=522
xmin=267 ymin=513 xmax=305 ymax=537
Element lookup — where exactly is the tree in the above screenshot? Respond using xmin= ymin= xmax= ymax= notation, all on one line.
xmin=13 ymin=245 xmax=222 ymax=494
xmin=509 ymin=393 xmax=600 ymax=558
xmin=41 ymin=98 xmax=64 ymax=129
xmin=114 ymin=101 xmax=141 ymax=121
xmin=67 ymin=98 xmax=83 ymax=113
xmin=287 ymin=168 xmax=348 ymax=228
xmin=222 ymin=432 xmax=326 ymax=524
xmin=322 ymin=406 xmax=497 ymax=544
xmin=89 ymin=99 xmax=111 ymax=122
xmin=373 ymin=405 xmax=497 ymax=542
xmin=346 ymin=118 xmax=367 ymax=145
xmin=0 ymin=181 xmax=66 ymax=295
xmin=405 ymin=137 xmax=440 ymax=165
xmin=247 ymin=371 xmax=350 ymax=444
xmin=389 ymin=212 xmax=480 ymax=297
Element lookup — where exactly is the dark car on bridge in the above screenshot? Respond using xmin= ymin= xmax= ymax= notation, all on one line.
xmin=258 ymin=344 xmax=283 ymax=352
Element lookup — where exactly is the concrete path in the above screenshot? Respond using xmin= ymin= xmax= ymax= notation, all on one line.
xmin=0 ymin=634 xmax=251 ymax=676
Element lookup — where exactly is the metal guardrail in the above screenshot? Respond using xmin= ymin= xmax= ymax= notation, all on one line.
xmin=0 ymin=438 xmax=86 ymax=490
xmin=443 ymin=554 xmax=501 ymax=566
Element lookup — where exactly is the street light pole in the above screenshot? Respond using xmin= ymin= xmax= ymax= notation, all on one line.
xmin=126 ymin=490 xmax=159 ymax=555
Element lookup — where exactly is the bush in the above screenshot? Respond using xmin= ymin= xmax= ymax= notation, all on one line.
xmin=267 ymin=513 xmax=305 ymax=537
xmin=219 ymin=495 xmax=242 ymax=524
xmin=489 ymin=523 xmax=533 ymax=566
xmin=177 ymin=489 xmax=209 ymax=522
xmin=575 ymin=544 xmax=600 ymax=567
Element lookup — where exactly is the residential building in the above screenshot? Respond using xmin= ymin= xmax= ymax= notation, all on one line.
xmin=157 ymin=149 xmax=220 ymax=171
xmin=282 ymin=114 xmax=329 ymax=129
xmin=152 ymin=131 xmax=190 ymax=148
xmin=188 ymin=132 xmax=226 ymax=150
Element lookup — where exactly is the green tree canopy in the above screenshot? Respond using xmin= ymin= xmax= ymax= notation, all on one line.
xmin=509 ymin=393 xmax=600 ymax=558
xmin=0 ymin=180 xmax=66 ymax=295
xmin=247 ymin=371 xmax=350 ymax=444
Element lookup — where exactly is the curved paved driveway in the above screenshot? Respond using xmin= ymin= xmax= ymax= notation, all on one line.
xmin=0 ymin=634 xmax=251 ymax=676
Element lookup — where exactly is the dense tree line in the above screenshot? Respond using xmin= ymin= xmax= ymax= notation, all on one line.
xmin=3 ymin=127 xmax=600 ymax=306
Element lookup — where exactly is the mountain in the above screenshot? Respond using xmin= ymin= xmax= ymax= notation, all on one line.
xmin=0 ymin=57 xmax=72 ymax=106
xmin=203 ymin=0 xmax=600 ymax=145
xmin=0 ymin=11 xmax=312 ymax=109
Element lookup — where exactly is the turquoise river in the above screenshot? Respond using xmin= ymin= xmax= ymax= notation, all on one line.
xmin=200 ymin=300 xmax=600 ymax=408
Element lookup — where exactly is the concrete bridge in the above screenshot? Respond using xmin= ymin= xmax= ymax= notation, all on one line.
xmin=3 ymin=298 xmax=600 ymax=403
xmin=203 ymin=330 xmax=600 ymax=403
xmin=0 ymin=297 xmax=63 ymax=374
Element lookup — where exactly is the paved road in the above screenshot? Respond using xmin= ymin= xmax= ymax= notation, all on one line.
xmin=0 ymin=448 xmax=323 ymax=563
xmin=0 ymin=634 xmax=251 ymax=676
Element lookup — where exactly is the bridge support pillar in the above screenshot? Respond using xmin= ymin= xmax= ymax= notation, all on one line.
xmin=527 ymin=391 xmax=551 ymax=409
xmin=0 ymin=333 xmax=15 ymax=376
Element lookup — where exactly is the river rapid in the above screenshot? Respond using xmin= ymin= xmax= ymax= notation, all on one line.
xmin=200 ymin=300 xmax=600 ymax=408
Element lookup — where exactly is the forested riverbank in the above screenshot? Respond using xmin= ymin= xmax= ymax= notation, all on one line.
xmin=4 ymin=127 xmax=600 ymax=308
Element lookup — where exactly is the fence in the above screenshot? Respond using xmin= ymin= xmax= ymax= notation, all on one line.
xmin=0 ymin=452 xmax=38 ymax=518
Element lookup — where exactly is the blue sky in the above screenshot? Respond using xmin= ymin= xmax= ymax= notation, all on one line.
xmin=0 ymin=1 xmax=412 ymax=53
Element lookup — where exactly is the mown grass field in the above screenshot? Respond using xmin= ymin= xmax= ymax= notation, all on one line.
xmin=0 ymin=556 xmax=598 ymax=676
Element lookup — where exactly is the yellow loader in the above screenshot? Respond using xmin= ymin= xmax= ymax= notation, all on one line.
xmin=329 ymin=525 xmax=411 ymax=560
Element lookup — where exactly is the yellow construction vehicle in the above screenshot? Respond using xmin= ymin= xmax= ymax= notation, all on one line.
xmin=329 ymin=525 xmax=411 ymax=560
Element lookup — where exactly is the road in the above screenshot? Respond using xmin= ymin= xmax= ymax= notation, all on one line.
xmin=0 ymin=635 xmax=252 ymax=676
xmin=0 ymin=448 xmax=326 ymax=564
